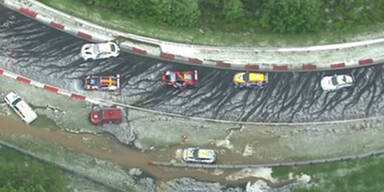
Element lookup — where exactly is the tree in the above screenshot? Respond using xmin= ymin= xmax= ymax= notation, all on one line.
xmin=0 ymin=151 xmax=68 ymax=192
xmin=260 ymin=0 xmax=323 ymax=33
xmin=222 ymin=0 xmax=244 ymax=22
xmin=152 ymin=0 xmax=201 ymax=27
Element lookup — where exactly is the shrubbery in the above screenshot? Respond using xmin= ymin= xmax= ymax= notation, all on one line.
xmin=80 ymin=0 xmax=384 ymax=33
xmin=260 ymin=0 xmax=323 ymax=33
xmin=0 ymin=148 xmax=68 ymax=192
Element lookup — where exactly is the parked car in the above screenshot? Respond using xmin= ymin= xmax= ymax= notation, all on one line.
xmin=84 ymin=74 xmax=120 ymax=91
xmin=4 ymin=91 xmax=38 ymax=124
xmin=161 ymin=70 xmax=198 ymax=89
xmin=233 ymin=72 xmax=268 ymax=88
xmin=81 ymin=41 xmax=120 ymax=60
xmin=89 ymin=108 xmax=122 ymax=125
xmin=182 ymin=148 xmax=216 ymax=164
xmin=320 ymin=74 xmax=354 ymax=91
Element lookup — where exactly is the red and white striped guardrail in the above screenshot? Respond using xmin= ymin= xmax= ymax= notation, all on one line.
xmin=5 ymin=4 xmax=384 ymax=72
xmin=0 ymin=68 xmax=107 ymax=106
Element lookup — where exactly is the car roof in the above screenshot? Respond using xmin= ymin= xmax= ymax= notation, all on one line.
xmin=15 ymin=100 xmax=37 ymax=122
xmin=98 ymin=43 xmax=112 ymax=53
xmin=185 ymin=148 xmax=214 ymax=158
xmin=197 ymin=150 xmax=212 ymax=158
xmin=249 ymin=73 xmax=265 ymax=82
xmin=102 ymin=108 xmax=121 ymax=120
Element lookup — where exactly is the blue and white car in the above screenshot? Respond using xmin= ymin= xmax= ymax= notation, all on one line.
xmin=4 ymin=91 xmax=38 ymax=124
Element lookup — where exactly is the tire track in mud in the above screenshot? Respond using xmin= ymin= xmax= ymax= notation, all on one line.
xmin=1 ymin=7 xmax=384 ymax=123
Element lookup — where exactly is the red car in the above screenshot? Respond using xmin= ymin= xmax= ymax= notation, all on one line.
xmin=89 ymin=108 xmax=122 ymax=125
xmin=161 ymin=70 xmax=198 ymax=88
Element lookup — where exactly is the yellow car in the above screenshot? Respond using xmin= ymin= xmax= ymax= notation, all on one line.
xmin=233 ymin=72 xmax=268 ymax=88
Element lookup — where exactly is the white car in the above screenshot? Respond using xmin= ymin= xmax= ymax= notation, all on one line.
xmin=81 ymin=42 xmax=120 ymax=60
xmin=320 ymin=74 xmax=354 ymax=91
xmin=182 ymin=148 xmax=216 ymax=164
xmin=4 ymin=91 xmax=38 ymax=124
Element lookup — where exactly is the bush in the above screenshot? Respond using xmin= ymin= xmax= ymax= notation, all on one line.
xmin=0 ymin=148 xmax=68 ymax=192
xmin=260 ymin=0 xmax=323 ymax=33
xmin=222 ymin=0 xmax=244 ymax=22
xmin=151 ymin=0 xmax=200 ymax=27
xmin=76 ymin=0 xmax=384 ymax=34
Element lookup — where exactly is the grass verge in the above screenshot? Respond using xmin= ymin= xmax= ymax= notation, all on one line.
xmin=0 ymin=146 xmax=69 ymax=191
xmin=273 ymin=156 xmax=384 ymax=192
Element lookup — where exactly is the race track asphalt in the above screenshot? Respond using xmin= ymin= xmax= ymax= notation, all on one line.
xmin=1 ymin=7 xmax=384 ymax=123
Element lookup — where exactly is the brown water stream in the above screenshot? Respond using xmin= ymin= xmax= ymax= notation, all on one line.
xmin=0 ymin=116 xmax=253 ymax=183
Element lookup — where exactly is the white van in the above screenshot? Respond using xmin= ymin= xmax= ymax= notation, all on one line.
xmin=4 ymin=91 xmax=38 ymax=124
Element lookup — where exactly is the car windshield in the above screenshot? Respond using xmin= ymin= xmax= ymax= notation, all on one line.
xmin=99 ymin=111 xmax=104 ymax=119
xmin=110 ymin=44 xmax=115 ymax=52
xmin=93 ymin=45 xmax=100 ymax=54
xmin=184 ymin=73 xmax=193 ymax=80
xmin=342 ymin=76 xmax=347 ymax=82
xmin=192 ymin=149 xmax=199 ymax=159
xmin=166 ymin=72 xmax=176 ymax=81
xmin=11 ymin=98 xmax=21 ymax=106
xmin=89 ymin=78 xmax=99 ymax=85
xmin=243 ymin=73 xmax=249 ymax=82
xmin=331 ymin=76 xmax=338 ymax=85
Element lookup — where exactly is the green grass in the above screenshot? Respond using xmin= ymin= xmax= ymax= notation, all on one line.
xmin=273 ymin=156 xmax=384 ymax=192
xmin=0 ymin=146 xmax=69 ymax=192
xmin=37 ymin=0 xmax=384 ymax=46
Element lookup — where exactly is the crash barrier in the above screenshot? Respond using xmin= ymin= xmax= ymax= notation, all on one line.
xmin=150 ymin=149 xmax=384 ymax=169
xmin=0 ymin=139 xmax=127 ymax=192
xmin=3 ymin=0 xmax=384 ymax=72
xmin=2 ymin=67 xmax=384 ymax=126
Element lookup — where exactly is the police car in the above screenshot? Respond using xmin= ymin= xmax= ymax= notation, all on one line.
xmin=182 ymin=148 xmax=216 ymax=164
xmin=4 ymin=91 xmax=38 ymax=124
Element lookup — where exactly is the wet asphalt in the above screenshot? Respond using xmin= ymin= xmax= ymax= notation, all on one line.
xmin=1 ymin=7 xmax=384 ymax=123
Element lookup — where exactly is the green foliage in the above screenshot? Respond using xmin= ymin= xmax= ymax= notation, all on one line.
xmin=0 ymin=148 xmax=68 ymax=192
xmin=73 ymin=0 xmax=384 ymax=34
xmin=260 ymin=0 xmax=323 ymax=33
xmin=80 ymin=0 xmax=200 ymax=27
xmin=151 ymin=0 xmax=201 ymax=27
xmin=203 ymin=0 xmax=221 ymax=8
xmin=222 ymin=0 xmax=244 ymax=22
xmin=274 ymin=157 xmax=384 ymax=192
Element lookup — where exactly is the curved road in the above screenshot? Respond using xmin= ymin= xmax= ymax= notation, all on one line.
xmin=1 ymin=7 xmax=384 ymax=123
